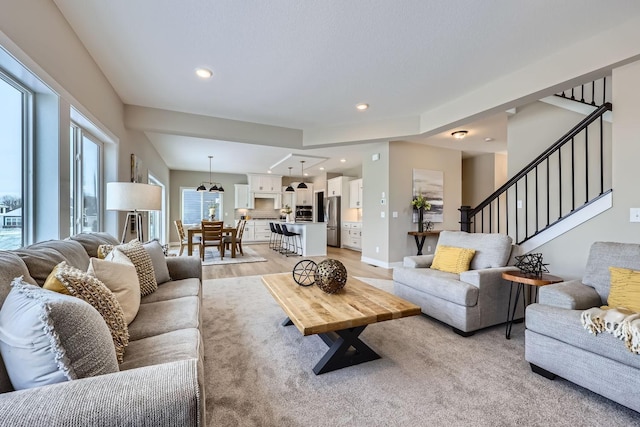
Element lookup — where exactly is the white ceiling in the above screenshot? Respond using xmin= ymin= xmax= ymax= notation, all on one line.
xmin=52 ymin=0 xmax=640 ymax=176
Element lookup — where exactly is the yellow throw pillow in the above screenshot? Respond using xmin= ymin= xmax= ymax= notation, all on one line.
xmin=431 ymin=245 xmax=476 ymax=274
xmin=43 ymin=264 xmax=71 ymax=295
xmin=606 ymin=266 xmax=640 ymax=313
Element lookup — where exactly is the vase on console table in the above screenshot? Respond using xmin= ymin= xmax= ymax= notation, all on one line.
xmin=418 ymin=209 xmax=424 ymax=232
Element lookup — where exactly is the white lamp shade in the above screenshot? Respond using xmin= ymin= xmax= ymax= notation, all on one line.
xmin=106 ymin=182 xmax=162 ymax=211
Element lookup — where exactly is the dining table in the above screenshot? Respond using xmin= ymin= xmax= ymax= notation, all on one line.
xmin=187 ymin=225 xmax=237 ymax=258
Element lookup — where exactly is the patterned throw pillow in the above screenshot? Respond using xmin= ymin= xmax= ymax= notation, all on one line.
xmin=106 ymin=240 xmax=158 ymax=296
xmin=52 ymin=261 xmax=129 ymax=363
xmin=607 ymin=266 xmax=640 ymax=313
xmin=0 ymin=278 xmax=118 ymax=390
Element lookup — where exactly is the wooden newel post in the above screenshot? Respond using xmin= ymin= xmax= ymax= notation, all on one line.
xmin=459 ymin=205 xmax=472 ymax=232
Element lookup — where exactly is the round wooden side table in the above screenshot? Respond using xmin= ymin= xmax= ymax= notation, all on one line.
xmin=502 ymin=270 xmax=563 ymax=339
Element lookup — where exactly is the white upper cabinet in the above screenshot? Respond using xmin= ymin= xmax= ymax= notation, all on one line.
xmin=327 ymin=176 xmax=354 ymax=197
xmin=234 ymin=184 xmax=253 ymax=209
xmin=349 ymin=178 xmax=363 ymax=208
xmin=248 ymin=174 xmax=282 ymax=193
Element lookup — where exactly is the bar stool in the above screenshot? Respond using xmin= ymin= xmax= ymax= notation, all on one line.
xmin=281 ymin=224 xmax=302 ymax=257
xmin=268 ymin=222 xmax=279 ymax=251
xmin=273 ymin=223 xmax=285 ymax=253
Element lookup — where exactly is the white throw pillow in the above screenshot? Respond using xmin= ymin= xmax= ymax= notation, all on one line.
xmin=0 ymin=278 xmax=118 ymax=390
xmin=88 ymin=257 xmax=141 ymax=324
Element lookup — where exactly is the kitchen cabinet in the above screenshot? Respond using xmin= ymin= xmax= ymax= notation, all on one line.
xmin=327 ymin=176 xmax=354 ymax=197
xmin=349 ymin=179 xmax=363 ymax=208
xmin=342 ymin=222 xmax=362 ymax=251
xmin=234 ymin=184 xmax=253 ymax=209
xmin=248 ymin=174 xmax=281 ymax=193
xmin=295 ymin=184 xmax=313 ymax=205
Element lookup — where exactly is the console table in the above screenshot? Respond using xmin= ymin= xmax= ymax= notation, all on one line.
xmin=407 ymin=230 xmax=441 ymax=255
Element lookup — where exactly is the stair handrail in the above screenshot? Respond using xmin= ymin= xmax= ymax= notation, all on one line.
xmin=466 ymin=102 xmax=612 ymax=218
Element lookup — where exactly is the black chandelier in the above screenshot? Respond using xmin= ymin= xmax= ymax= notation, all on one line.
xmin=197 ymin=155 xmax=224 ymax=193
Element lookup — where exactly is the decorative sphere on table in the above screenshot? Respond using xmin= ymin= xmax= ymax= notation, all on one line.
xmin=315 ymin=259 xmax=348 ymax=294
xmin=292 ymin=259 xmax=317 ymax=287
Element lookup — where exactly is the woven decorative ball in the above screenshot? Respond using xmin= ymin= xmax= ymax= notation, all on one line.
xmin=315 ymin=259 xmax=348 ymax=294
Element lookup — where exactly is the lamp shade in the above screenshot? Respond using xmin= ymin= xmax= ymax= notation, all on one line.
xmin=106 ymin=182 xmax=162 ymax=211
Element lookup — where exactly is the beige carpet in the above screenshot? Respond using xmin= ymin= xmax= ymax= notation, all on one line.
xmin=202 ymin=275 xmax=640 ymax=426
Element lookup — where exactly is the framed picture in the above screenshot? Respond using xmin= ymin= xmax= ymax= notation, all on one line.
xmin=131 ymin=154 xmax=144 ymax=183
xmin=412 ymin=168 xmax=444 ymax=223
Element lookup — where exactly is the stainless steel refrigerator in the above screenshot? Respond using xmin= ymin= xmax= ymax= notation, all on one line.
xmin=326 ymin=196 xmax=341 ymax=247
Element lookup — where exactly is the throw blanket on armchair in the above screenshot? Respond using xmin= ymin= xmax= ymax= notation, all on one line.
xmin=581 ymin=307 xmax=640 ymax=354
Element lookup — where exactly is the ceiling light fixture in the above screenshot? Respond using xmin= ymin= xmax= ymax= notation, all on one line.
xmin=484 ymin=137 xmax=494 ymax=142
xmin=451 ymin=130 xmax=468 ymax=139
xmin=297 ymin=161 xmax=308 ymax=189
xmin=285 ymin=167 xmax=295 ymax=192
xmin=356 ymin=103 xmax=369 ymax=111
xmin=340 ymin=159 xmax=346 ymax=163
xmin=197 ymin=155 xmax=224 ymax=193
xmin=195 ymin=67 xmax=213 ymax=79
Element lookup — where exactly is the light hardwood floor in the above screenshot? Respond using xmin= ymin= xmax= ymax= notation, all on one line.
xmin=201 ymin=243 xmax=393 ymax=281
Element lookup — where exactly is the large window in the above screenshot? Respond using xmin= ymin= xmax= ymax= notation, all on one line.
xmin=181 ymin=188 xmax=222 ymax=225
xmin=70 ymin=123 xmax=102 ymax=235
xmin=0 ymin=71 xmax=31 ymax=249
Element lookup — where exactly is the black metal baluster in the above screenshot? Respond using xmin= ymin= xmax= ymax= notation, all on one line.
xmin=580 ymin=84 xmax=585 ymax=103
xmin=535 ymin=166 xmax=539 ymax=234
xmin=524 ymin=175 xmax=528 ymax=240
xmin=571 ymin=137 xmax=575 ymax=211
xmin=546 ymin=158 xmax=550 ymax=227
xmin=600 ymin=115 xmax=604 ymax=195
xmin=591 ymin=80 xmax=596 ymax=106
xmin=558 ymin=149 xmax=562 ymax=219
xmin=585 ymin=126 xmax=589 ymax=203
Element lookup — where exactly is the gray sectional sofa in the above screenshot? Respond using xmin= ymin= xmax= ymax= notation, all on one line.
xmin=0 ymin=233 xmax=205 ymax=426
xmin=526 ymin=241 xmax=640 ymax=413
xmin=393 ymin=231 xmax=520 ymax=336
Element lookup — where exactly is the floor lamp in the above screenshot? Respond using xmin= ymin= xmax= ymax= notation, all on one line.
xmin=106 ymin=182 xmax=162 ymax=243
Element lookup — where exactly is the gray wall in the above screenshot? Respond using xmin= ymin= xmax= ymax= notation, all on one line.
xmin=462 ymin=153 xmax=507 ymax=207
xmin=361 ymin=141 xmax=461 ymax=266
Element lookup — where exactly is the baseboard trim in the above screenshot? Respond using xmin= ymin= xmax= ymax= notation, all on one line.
xmin=360 ymin=256 xmax=392 ymax=269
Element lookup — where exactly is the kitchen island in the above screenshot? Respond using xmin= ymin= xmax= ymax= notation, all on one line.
xmin=280 ymin=222 xmax=327 ymax=256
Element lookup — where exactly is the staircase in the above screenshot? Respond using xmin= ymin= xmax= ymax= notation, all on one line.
xmin=460 ymin=79 xmax=612 ymax=252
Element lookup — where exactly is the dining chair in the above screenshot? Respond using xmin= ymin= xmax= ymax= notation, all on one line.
xmin=200 ymin=220 xmax=225 ymax=261
xmin=224 ymin=220 xmax=246 ymax=256
xmin=174 ymin=219 xmax=200 ymax=256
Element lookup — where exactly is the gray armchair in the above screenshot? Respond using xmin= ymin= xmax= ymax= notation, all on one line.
xmin=393 ymin=231 xmax=519 ymax=336
xmin=525 ymin=241 xmax=640 ymax=413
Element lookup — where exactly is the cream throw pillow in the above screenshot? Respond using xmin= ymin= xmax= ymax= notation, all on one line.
xmin=88 ymin=257 xmax=141 ymax=324
xmin=105 ymin=240 xmax=158 ymax=296
xmin=431 ymin=245 xmax=476 ymax=274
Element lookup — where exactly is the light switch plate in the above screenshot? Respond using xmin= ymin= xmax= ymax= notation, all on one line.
xmin=392 ymin=211 xmax=398 ymax=218
xmin=380 ymin=211 xmax=385 ymax=218
xmin=630 ymin=208 xmax=640 ymax=222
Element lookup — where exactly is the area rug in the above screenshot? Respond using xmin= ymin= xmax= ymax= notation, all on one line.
xmin=201 ymin=275 xmax=640 ymax=426
xmin=172 ymin=246 xmax=267 ymax=266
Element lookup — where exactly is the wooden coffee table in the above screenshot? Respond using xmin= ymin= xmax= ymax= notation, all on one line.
xmin=262 ymin=273 xmax=421 ymax=375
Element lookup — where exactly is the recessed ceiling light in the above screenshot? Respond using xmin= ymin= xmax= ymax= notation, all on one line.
xmin=267 ymin=170 xmax=272 ymax=174
xmin=340 ymin=159 xmax=346 ymax=163
xmin=484 ymin=137 xmax=494 ymax=142
xmin=195 ymin=68 xmax=213 ymax=79
xmin=451 ymin=130 xmax=468 ymax=139
xmin=304 ymin=173 xmax=309 ymax=177
xmin=319 ymin=167 xmax=325 ymax=171
xmin=356 ymin=103 xmax=369 ymax=111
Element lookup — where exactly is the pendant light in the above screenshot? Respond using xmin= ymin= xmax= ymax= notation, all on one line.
xmin=297 ymin=160 xmax=308 ymax=189
xmin=198 ymin=155 xmax=224 ymax=193
xmin=285 ymin=167 xmax=295 ymax=192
